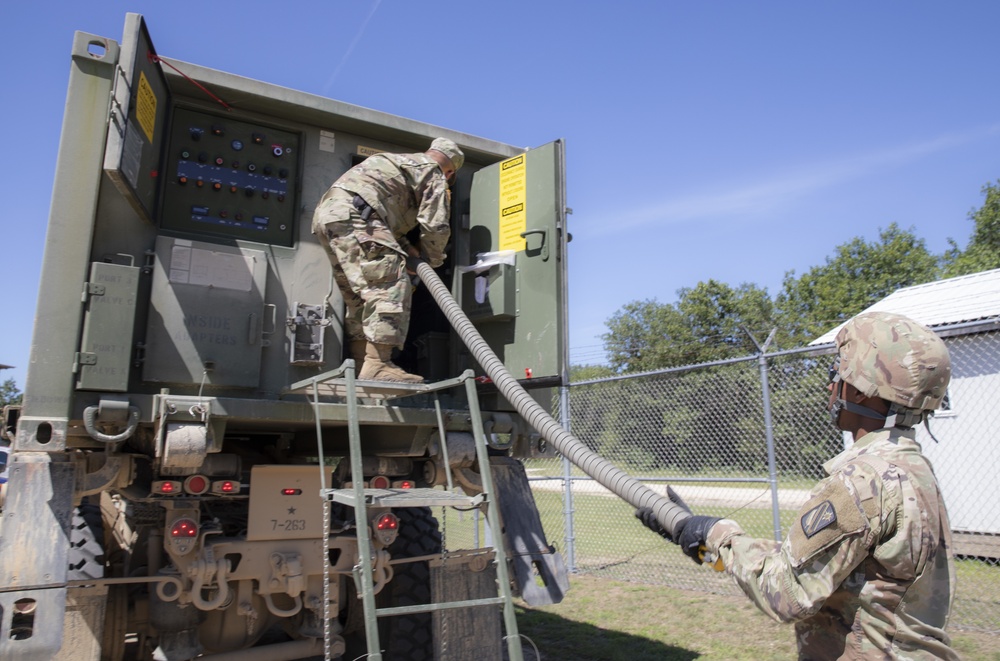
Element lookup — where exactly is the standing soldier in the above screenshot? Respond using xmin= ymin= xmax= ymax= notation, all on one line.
xmin=638 ymin=311 xmax=958 ymax=660
xmin=312 ymin=138 xmax=464 ymax=382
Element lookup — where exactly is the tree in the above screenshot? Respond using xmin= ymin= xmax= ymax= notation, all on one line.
xmin=942 ymin=180 xmax=1000 ymax=277
xmin=602 ymin=280 xmax=776 ymax=374
xmin=775 ymin=223 xmax=938 ymax=345
xmin=0 ymin=379 xmax=20 ymax=409
xmin=570 ymin=364 xmax=615 ymax=382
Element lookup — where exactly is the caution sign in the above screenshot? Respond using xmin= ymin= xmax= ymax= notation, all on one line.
xmin=498 ymin=154 xmax=527 ymax=251
xmin=136 ymin=71 xmax=158 ymax=144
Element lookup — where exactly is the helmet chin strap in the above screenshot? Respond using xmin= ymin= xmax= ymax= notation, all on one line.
xmin=829 ymin=398 xmax=890 ymax=426
xmin=830 ymin=381 xmax=927 ymax=432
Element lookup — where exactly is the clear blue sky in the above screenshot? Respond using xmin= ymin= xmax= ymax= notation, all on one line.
xmin=2 ymin=1 xmax=998 ymax=388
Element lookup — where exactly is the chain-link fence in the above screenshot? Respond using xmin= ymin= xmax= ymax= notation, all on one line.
xmin=526 ymin=318 xmax=1000 ymax=633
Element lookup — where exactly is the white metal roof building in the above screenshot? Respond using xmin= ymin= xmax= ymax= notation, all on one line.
xmin=810 ymin=267 xmax=1000 ymax=345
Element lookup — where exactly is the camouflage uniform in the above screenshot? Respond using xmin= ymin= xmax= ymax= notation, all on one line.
xmin=311 ymin=150 xmax=452 ymax=348
xmin=706 ymin=311 xmax=957 ymax=660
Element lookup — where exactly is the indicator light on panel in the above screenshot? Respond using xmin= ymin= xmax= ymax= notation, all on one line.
xmin=211 ymin=125 xmax=224 ymax=137
xmin=251 ymin=133 xmax=265 ymax=145
xmin=214 ymin=156 xmax=225 ymax=166
xmin=196 ymin=180 xmax=204 ymax=188
xmin=281 ymin=488 xmax=302 ymax=496
xmin=212 ymin=182 xmax=222 ymax=191
xmin=180 ymin=150 xmax=191 ymax=160
xmin=152 ymin=480 xmax=182 ymax=495
xmin=272 ymin=145 xmax=284 ymax=157
xmin=247 ymin=163 xmax=256 ymax=172
xmin=178 ymin=176 xmax=188 ymax=185
xmin=189 ymin=128 xmax=203 ymax=141
xmin=184 ymin=475 xmax=210 ymax=495
xmin=210 ymin=480 xmax=240 ymax=495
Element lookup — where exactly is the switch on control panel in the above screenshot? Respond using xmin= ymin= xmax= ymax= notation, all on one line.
xmin=160 ymin=107 xmax=300 ymax=246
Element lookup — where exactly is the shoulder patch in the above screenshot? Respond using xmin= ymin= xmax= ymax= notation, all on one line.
xmin=788 ymin=476 xmax=868 ymax=567
xmin=801 ymin=500 xmax=837 ymax=538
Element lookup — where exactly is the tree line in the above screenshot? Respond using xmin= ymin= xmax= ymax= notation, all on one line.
xmin=581 ymin=180 xmax=1000 ymax=377
xmin=565 ymin=181 xmax=999 ymax=479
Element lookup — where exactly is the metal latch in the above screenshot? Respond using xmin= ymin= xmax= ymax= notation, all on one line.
xmin=287 ymin=302 xmax=328 ymax=365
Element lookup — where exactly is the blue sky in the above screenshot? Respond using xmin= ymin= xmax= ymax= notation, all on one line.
xmin=2 ymin=1 xmax=998 ymax=388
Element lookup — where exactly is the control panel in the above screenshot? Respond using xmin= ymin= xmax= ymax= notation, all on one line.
xmin=160 ymin=107 xmax=301 ymax=246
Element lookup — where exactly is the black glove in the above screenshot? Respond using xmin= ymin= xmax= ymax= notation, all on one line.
xmin=635 ymin=507 xmax=673 ymax=541
xmin=675 ymin=515 xmax=722 ymax=564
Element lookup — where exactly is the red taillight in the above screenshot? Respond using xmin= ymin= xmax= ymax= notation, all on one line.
xmin=391 ymin=479 xmax=415 ymax=489
xmin=281 ymin=488 xmax=302 ymax=496
xmin=376 ymin=513 xmax=398 ymax=531
xmin=370 ymin=475 xmax=390 ymax=489
xmin=170 ymin=518 xmax=198 ymax=538
xmin=184 ymin=475 xmax=209 ymax=495
xmin=211 ymin=480 xmax=239 ymax=495
xmin=153 ymin=480 xmax=182 ymax=495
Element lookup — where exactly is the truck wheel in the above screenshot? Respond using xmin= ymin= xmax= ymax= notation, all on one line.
xmin=68 ymin=498 xmax=105 ymax=580
xmin=377 ymin=506 xmax=441 ymax=660
xmin=345 ymin=506 xmax=442 ymax=660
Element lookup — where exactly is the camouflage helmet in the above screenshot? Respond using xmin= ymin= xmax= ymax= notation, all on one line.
xmin=834 ymin=311 xmax=951 ymax=411
xmin=428 ymin=138 xmax=464 ymax=171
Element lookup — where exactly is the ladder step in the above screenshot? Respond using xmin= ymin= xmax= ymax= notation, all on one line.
xmin=375 ymin=596 xmax=506 ymax=617
xmin=287 ymin=370 xmax=471 ymax=401
xmin=325 ymin=487 xmax=484 ymax=509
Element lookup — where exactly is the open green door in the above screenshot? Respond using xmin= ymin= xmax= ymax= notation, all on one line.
xmin=463 ymin=140 xmax=568 ymax=387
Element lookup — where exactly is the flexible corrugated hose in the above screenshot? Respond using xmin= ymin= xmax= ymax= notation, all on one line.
xmin=414 ymin=260 xmax=692 ymax=539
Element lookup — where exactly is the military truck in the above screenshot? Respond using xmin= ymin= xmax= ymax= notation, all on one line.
xmin=0 ymin=14 xmax=572 ymax=661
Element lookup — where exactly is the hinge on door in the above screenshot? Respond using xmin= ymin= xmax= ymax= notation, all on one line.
xmin=74 ymin=352 xmax=98 ymax=373
xmin=81 ymin=282 xmax=106 ymax=302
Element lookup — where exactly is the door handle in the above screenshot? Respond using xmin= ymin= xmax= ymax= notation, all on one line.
xmin=520 ymin=229 xmax=549 ymax=261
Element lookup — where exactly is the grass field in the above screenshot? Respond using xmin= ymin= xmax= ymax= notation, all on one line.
xmin=513 ymin=574 xmax=1000 ymax=661
xmin=438 ymin=486 xmax=1000 ymax=657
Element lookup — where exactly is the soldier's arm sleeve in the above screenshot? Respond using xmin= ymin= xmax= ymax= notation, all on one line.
xmin=711 ymin=471 xmax=877 ymax=624
xmin=414 ymin=179 xmax=452 ymax=268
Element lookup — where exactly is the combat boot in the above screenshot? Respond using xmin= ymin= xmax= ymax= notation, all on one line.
xmin=357 ymin=343 xmax=424 ymax=383
xmin=348 ymin=339 xmax=367 ymax=373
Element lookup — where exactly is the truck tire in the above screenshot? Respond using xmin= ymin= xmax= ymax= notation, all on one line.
xmin=68 ymin=498 xmax=105 ymax=581
xmin=345 ymin=507 xmax=442 ymax=660
xmin=377 ymin=507 xmax=441 ymax=660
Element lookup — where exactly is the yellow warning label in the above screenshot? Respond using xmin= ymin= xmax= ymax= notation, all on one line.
xmin=136 ymin=71 xmax=157 ymax=144
xmin=357 ymin=144 xmax=386 ymax=157
xmin=498 ymin=154 xmax=527 ymax=251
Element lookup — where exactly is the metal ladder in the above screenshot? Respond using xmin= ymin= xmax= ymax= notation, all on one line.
xmin=290 ymin=362 xmax=524 ymax=661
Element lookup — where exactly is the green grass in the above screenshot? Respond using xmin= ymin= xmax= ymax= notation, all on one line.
xmin=514 ymin=574 xmax=1000 ymax=661
xmin=436 ymin=487 xmax=1000 ymax=656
